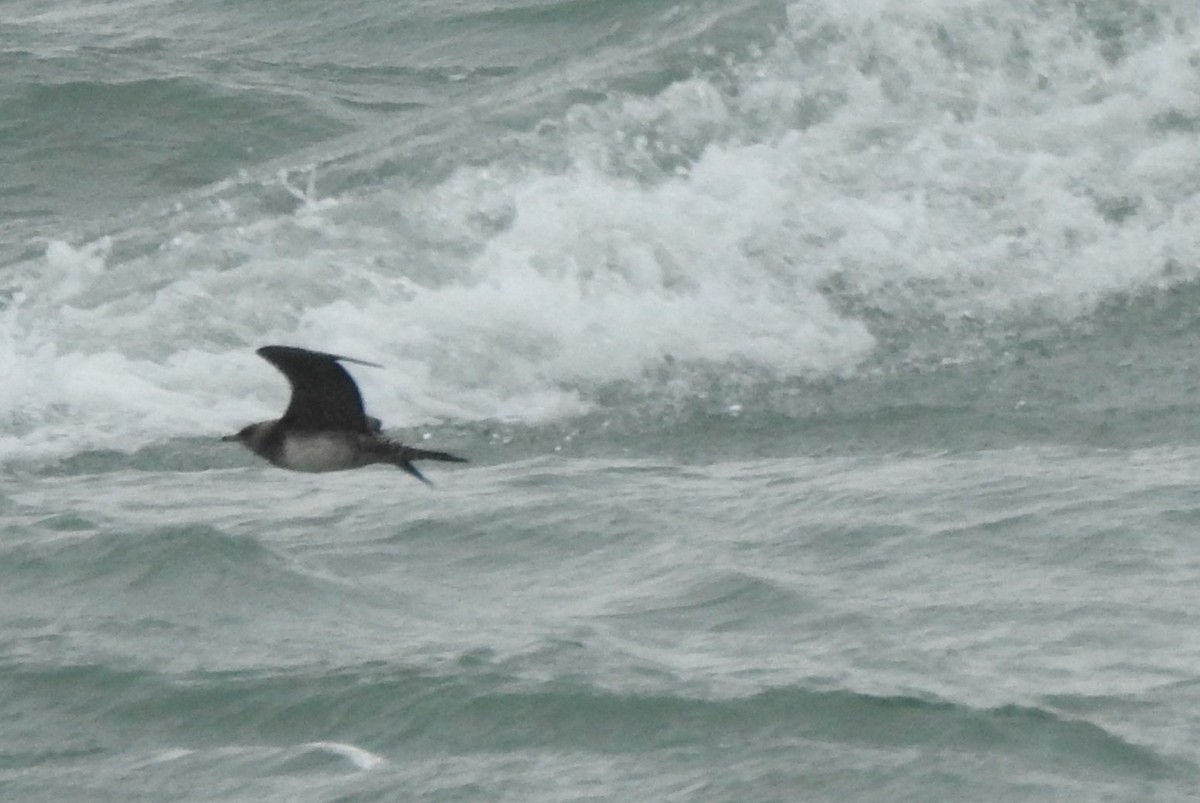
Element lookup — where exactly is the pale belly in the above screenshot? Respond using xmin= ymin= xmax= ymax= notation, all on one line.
xmin=277 ymin=433 xmax=375 ymax=472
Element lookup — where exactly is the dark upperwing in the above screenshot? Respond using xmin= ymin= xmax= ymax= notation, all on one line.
xmin=256 ymin=345 xmax=382 ymax=433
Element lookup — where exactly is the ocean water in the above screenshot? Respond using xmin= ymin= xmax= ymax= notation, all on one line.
xmin=3 ymin=0 xmax=1200 ymax=799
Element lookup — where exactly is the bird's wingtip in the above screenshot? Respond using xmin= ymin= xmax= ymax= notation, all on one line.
xmin=257 ymin=344 xmax=383 ymax=369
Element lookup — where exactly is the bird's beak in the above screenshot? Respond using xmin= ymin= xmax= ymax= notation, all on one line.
xmin=221 ymin=433 xmax=239 ymax=442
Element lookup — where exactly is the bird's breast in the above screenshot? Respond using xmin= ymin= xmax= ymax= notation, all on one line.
xmin=276 ymin=432 xmax=372 ymax=472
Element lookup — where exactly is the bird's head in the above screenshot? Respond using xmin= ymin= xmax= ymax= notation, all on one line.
xmin=221 ymin=422 xmax=270 ymax=451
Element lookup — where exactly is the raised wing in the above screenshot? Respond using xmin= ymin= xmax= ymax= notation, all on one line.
xmin=256 ymin=345 xmax=382 ymax=433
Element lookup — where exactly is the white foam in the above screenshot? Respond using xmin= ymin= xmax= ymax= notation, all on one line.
xmin=3 ymin=0 xmax=1199 ymax=462
xmin=137 ymin=742 xmax=383 ymax=772
xmin=304 ymin=741 xmax=385 ymax=771
xmin=143 ymin=747 xmax=196 ymax=764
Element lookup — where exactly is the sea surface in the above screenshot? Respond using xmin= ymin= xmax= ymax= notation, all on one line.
xmin=2 ymin=0 xmax=1200 ymax=800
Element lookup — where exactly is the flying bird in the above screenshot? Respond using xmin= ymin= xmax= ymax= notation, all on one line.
xmin=223 ymin=346 xmax=466 ymax=485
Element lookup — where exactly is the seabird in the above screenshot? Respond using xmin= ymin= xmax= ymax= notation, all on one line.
xmin=223 ymin=345 xmax=466 ymax=485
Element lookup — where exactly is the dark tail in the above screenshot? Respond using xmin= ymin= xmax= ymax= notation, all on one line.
xmin=388 ymin=443 xmax=468 ymax=486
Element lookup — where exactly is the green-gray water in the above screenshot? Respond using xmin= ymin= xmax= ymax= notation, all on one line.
xmin=3 ymin=0 xmax=1200 ymax=799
